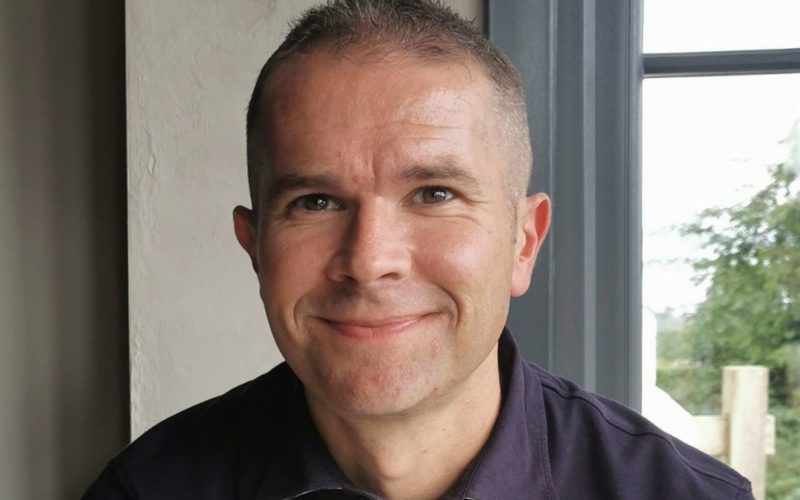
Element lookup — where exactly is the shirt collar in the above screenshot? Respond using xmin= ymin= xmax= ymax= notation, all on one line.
xmin=256 ymin=328 xmax=555 ymax=500
xmin=255 ymin=373 xmax=375 ymax=500
xmin=455 ymin=329 xmax=556 ymax=499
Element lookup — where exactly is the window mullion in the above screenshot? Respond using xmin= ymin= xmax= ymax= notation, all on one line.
xmin=644 ymin=48 xmax=800 ymax=78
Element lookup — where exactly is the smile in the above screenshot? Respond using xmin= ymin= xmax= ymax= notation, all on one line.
xmin=319 ymin=314 xmax=431 ymax=340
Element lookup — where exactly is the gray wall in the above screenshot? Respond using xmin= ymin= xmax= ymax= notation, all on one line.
xmin=0 ymin=1 xmax=128 ymax=498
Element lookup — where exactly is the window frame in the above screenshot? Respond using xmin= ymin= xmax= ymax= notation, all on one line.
xmin=487 ymin=0 xmax=644 ymax=409
xmin=644 ymin=48 xmax=800 ymax=77
xmin=487 ymin=0 xmax=800 ymax=411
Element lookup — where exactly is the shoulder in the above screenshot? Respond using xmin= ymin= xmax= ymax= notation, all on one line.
xmin=83 ymin=363 xmax=299 ymax=499
xmin=122 ymin=362 xmax=296 ymax=464
xmin=526 ymin=362 xmax=754 ymax=499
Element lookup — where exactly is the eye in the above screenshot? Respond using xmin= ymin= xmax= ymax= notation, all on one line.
xmin=289 ymin=193 xmax=343 ymax=212
xmin=415 ymin=186 xmax=454 ymax=204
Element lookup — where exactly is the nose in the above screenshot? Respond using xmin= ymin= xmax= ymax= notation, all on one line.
xmin=325 ymin=201 xmax=412 ymax=285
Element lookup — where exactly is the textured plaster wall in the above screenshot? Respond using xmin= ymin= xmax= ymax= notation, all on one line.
xmin=127 ymin=0 xmax=482 ymax=438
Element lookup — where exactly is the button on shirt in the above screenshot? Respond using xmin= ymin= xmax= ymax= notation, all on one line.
xmin=84 ymin=329 xmax=753 ymax=499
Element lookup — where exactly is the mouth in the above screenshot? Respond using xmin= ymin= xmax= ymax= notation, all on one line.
xmin=318 ymin=314 xmax=432 ymax=340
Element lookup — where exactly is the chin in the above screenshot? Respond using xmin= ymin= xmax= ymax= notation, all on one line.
xmin=311 ymin=361 xmax=440 ymax=418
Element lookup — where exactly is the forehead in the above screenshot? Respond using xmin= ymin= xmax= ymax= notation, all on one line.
xmin=260 ymin=48 xmax=494 ymax=149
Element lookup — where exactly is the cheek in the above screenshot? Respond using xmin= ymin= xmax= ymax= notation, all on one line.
xmin=410 ymin=218 xmax=515 ymax=345
xmin=412 ymin=220 xmax=511 ymax=286
xmin=256 ymin=229 xmax=330 ymax=318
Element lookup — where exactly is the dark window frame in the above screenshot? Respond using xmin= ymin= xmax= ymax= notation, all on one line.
xmin=487 ymin=0 xmax=644 ymax=409
xmin=644 ymin=48 xmax=800 ymax=77
xmin=487 ymin=0 xmax=800 ymax=411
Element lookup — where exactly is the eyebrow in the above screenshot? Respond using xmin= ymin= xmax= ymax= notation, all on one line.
xmin=399 ymin=162 xmax=481 ymax=191
xmin=265 ymin=173 xmax=338 ymax=201
xmin=264 ymin=160 xmax=481 ymax=202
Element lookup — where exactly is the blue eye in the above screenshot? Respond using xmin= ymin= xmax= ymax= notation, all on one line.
xmin=290 ymin=193 xmax=343 ymax=212
xmin=416 ymin=186 xmax=454 ymax=204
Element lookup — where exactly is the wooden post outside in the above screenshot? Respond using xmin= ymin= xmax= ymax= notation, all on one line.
xmin=722 ymin=366 xmax=768 ymax=500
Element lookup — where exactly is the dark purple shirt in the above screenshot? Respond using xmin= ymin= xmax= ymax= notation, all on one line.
xmin=84 ymin=329 xmax=753 ymax=499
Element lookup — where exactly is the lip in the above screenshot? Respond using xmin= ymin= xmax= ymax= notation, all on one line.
xmin=319 ymin=314 xmax=430 ymax=340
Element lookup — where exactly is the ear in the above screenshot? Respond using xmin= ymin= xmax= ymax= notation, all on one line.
xmin=233 ymin=206 xmax=259 ymax=272
xmin=510 ymin=192 xmax=551 ymax=297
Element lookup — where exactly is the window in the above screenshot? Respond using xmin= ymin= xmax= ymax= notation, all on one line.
xmin=644 ymin=0 xmax=800 ymax=53
xmin=641 ymin=4 xmax=800 ymax=498
xmin=489 ymin=1 xmax=800 ymax=497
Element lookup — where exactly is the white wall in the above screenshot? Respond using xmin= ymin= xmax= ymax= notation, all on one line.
xmin=127 ymin=0 xmax=482 ymax=438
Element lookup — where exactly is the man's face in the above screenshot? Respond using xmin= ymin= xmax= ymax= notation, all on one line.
xmin=235 ymin=49 xmax=549 ymax=418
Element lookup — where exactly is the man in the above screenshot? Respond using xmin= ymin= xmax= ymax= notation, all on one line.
xmin=85 ymin=1 xmax=754 ymax=498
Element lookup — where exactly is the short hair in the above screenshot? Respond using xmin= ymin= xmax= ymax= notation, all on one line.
xmin=245 ymin=0 xmax=532 ymax=212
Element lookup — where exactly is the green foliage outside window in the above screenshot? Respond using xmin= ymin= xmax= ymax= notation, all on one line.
xmin=657 ymin=122 xmax=800 ymax=499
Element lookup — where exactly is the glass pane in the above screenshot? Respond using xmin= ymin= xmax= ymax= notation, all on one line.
xmin=644 ymin=0 xmax=800 ymax=53
xmin=641 ymin=74 xmax=800 ymax=497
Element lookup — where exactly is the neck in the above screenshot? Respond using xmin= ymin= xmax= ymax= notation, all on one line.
xmin=307 ymin=345 xmax=502 ymax=500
